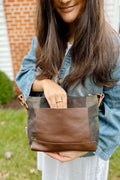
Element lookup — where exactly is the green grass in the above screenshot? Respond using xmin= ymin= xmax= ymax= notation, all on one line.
xmin=108 ymin=146 xmax=120 ymax=180
xmin=0 ymin=109 xmax=41 ymax=180
xmin=0 ymin=108 xmax=120 ymax=180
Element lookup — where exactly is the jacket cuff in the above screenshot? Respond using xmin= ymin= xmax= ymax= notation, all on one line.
xmin=93 ymin=146 xmax=110 ymax=161
xmin=23 ymin=75 xmax=35 ymax=100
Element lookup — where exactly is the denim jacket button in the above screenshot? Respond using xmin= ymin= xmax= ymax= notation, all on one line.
xmin=58 ymin=78 xmax=62 ymax=85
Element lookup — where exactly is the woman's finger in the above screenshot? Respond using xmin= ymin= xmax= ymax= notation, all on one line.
xmin=47 ymin=94 xmax=67 ymax=109
xmin=45 ymin=152 xmax=70 ymax=162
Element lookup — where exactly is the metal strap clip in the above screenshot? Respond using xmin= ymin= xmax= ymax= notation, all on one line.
xmin=18 ymin=94 xmax=28 ymax=110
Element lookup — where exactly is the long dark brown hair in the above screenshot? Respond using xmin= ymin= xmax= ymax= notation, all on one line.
xmin=35 ymin=0 xmax=120 ymax=90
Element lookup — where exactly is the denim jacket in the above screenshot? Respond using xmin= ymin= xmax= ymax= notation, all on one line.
xmin=16 ymin=37 xmax=120 ymax=161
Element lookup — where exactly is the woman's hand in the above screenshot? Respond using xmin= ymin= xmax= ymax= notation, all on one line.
xmin=42 ymin=79 xmax=67 ymax=108
xmin=32 ymin=79 xmax=67 ymax=108
xmin=45 ymin=151 xmax=88 ymax=163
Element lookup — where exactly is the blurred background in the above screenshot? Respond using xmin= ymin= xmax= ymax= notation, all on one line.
xmin=0 ymin=0 xmax=120 ymax=179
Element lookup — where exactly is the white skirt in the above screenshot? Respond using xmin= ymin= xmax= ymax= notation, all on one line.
xmin=37 ymin=152 xmax=109 ymax=180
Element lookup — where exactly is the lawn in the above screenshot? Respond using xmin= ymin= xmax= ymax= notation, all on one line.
xmin=0 ymin=109 xmax=41 ymax=180
xmin=0 ymin=108 xmax=120 ymax=180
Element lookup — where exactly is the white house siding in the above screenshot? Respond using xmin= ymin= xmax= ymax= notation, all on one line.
xmin=104 ymin=0 xmax=120 ymax=33
xmin=0 ymin=0 xmax=14 ymax=81
xmin=118 ymin=0 xmax=120 ymax=33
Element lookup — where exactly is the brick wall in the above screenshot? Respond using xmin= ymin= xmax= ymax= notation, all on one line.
xmin=4 ymin=0 xmax=36 ymax=90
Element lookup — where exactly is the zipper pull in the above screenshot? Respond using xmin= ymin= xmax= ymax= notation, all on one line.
xmin=18 ymin=94 xmax=28 ymax=110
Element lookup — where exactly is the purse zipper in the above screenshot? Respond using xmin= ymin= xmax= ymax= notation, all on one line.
xmin=17 ymin=93 xmax=104 ymax=110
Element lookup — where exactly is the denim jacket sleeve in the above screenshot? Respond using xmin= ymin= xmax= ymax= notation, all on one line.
xmin=16 ymin=36 xmax=120 ymax=161
xmin=16 ymin=37 xmax=37 ymax=100
xmin=94 ymin=54 xmax=120 ymax=160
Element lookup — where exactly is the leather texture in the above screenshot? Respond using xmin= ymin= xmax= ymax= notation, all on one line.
xmin=26 ymin=95 xmax=100 ymax=152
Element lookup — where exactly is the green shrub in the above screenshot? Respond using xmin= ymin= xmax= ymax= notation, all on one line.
xmin=0 ymin=71 xmax=14 ymax=104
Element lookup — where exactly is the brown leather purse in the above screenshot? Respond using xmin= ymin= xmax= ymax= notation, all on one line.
xmin=18 ymin=94 xmax=104 ymax=152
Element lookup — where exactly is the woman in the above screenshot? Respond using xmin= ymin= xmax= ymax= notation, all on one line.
xmin=16 ymin=0 xmax=120 ymax=179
